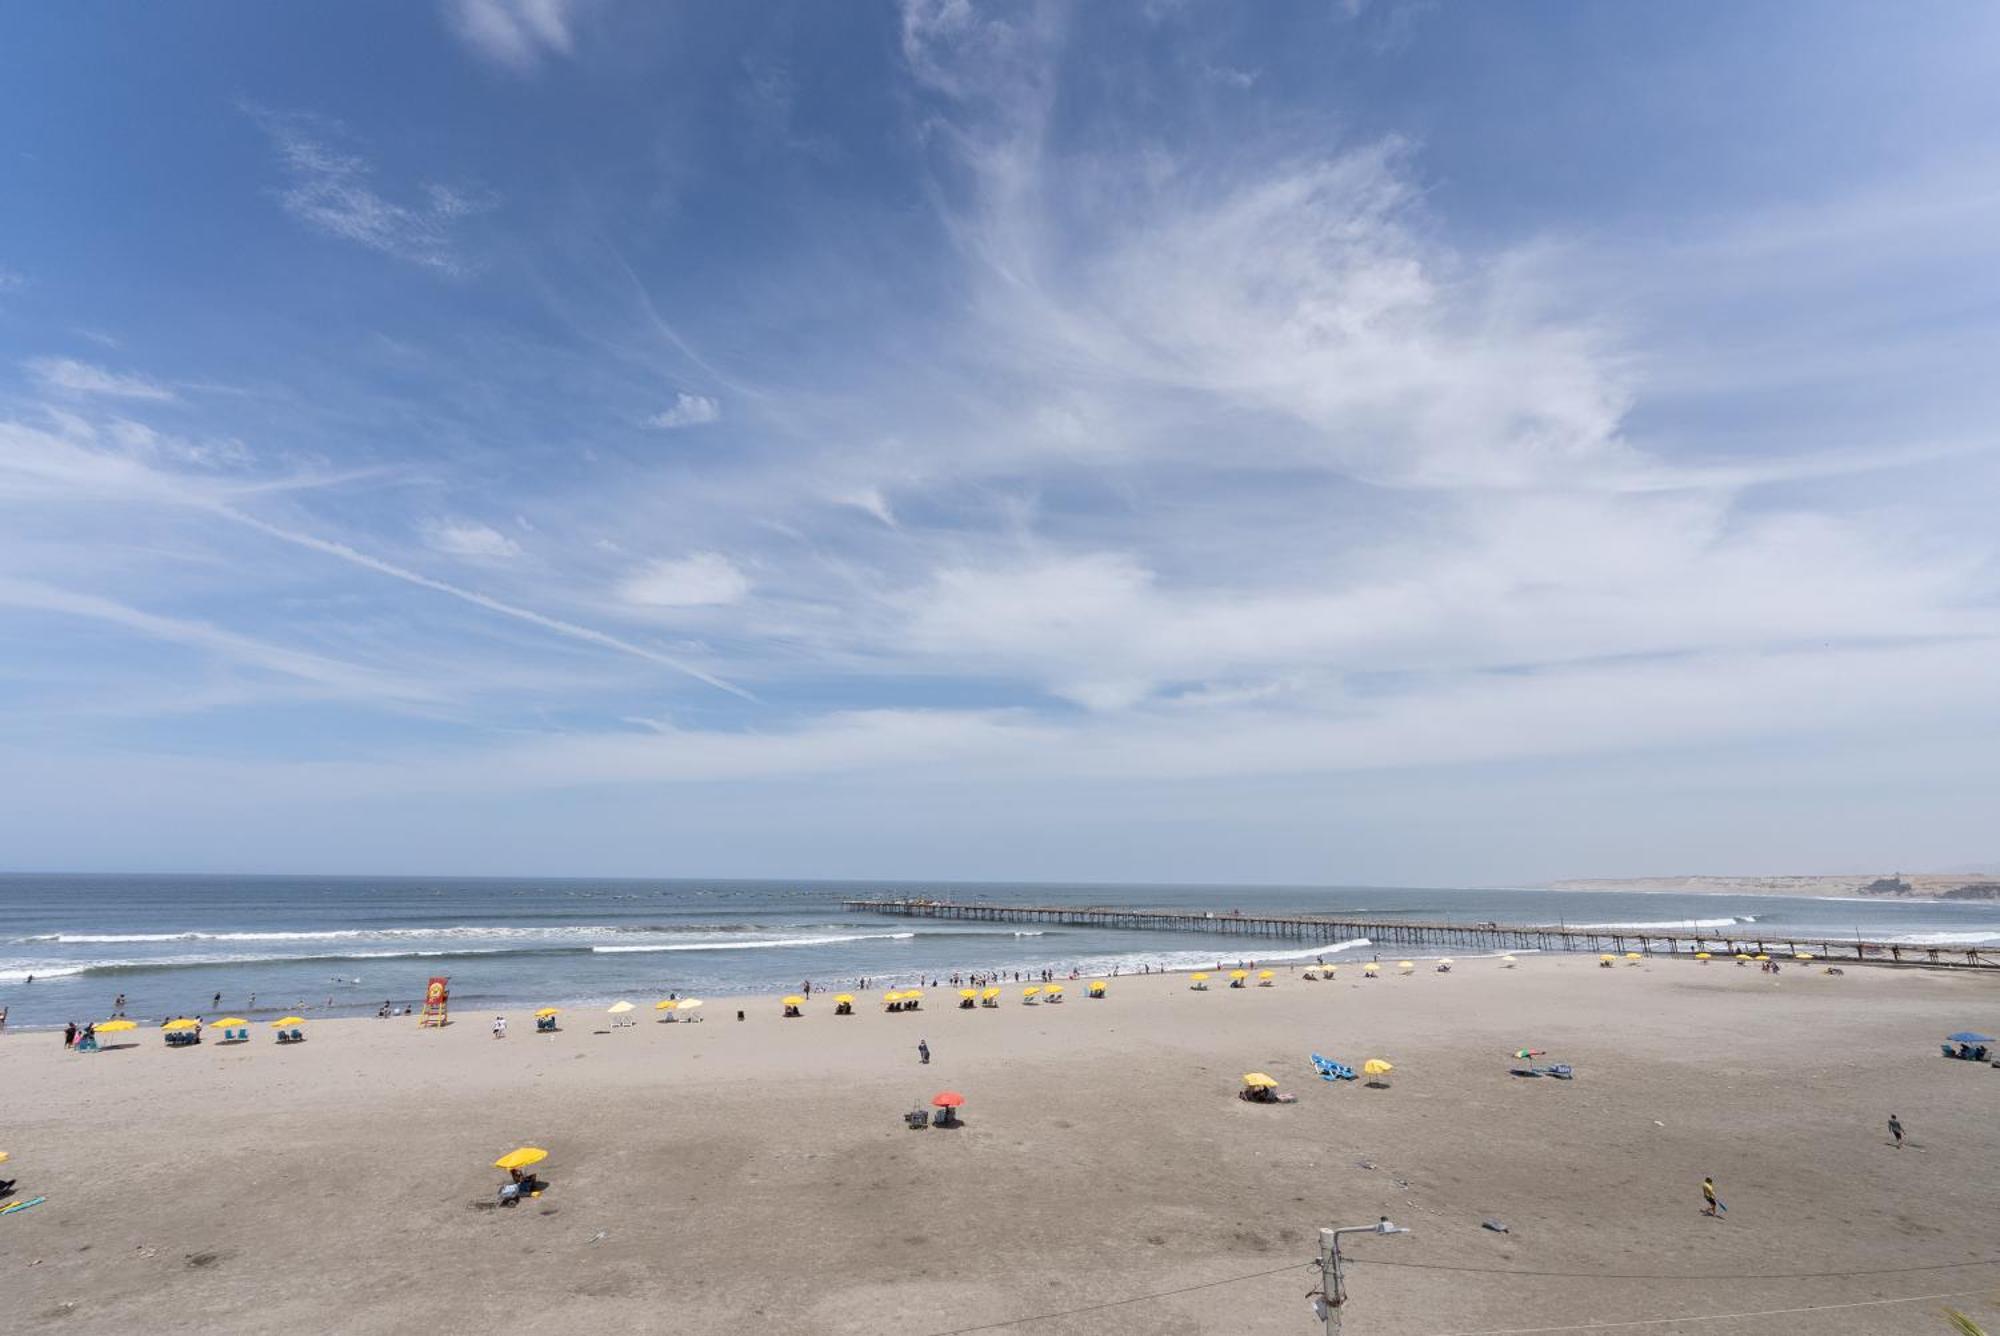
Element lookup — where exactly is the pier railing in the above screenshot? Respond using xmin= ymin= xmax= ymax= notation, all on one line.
xmin=841 ymin=899 xmax=1998 ymax=969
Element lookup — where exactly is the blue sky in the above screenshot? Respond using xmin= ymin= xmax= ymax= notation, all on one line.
xmin=2 ymin=1 xmax=1998 ymax=883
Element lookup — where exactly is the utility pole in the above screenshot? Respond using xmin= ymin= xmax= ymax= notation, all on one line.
xmin=1310 ymin=1216 xmax=1410 ymax=1333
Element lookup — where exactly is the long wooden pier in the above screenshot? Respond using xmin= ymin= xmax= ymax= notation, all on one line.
xmin=842 ymin=898 xmax=2000 ymax=969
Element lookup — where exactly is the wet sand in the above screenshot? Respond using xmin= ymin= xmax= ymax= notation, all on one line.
xmin=4 ymin=957 xmax=1999 ymax=1334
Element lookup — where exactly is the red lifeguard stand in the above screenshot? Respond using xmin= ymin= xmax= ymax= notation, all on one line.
xmin=419 ymin=975 xmax=450 ymax=1027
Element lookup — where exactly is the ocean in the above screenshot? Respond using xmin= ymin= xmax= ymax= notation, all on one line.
xmin=3 ymin=873 xmax=1997 ymax=1028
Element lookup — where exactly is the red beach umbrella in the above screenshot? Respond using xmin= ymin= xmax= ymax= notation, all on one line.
xmin=931 ymin=1091 xmax=965 ymax=1108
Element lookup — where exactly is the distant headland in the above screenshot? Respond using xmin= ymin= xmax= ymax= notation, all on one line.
xmin=1547 ymin=872 xmax=2000 ymax=901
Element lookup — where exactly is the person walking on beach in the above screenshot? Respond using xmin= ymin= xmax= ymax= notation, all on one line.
xmin=63 ymin=1020 xmax=77 ymax=1048
xmin=113 ymin=992 xmax=126 ymax=1016
xmin=1888 ymin=1114 xmax=1904 ymax=1148
xmin=918 ymin=1039 xmax=930 ymax=1065
xmin=492 ymin=1015 xmax=507 ymax=1039
xmin=1700 ymin=1176 xmax=1725 ymax=1216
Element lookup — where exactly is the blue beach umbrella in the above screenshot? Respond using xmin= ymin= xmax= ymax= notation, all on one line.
xmin=1944 ymin=1032 xmax=1994 ymax=1044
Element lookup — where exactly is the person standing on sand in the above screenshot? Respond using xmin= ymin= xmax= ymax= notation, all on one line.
xmin=918 ymin=1039 xmax=930 ymax=1065
xmin=64 ymin=1020 xmax=77 ymax=1048
xmin=492 ymin=1015 xmax=507 ymax=1038
xmin=113 ymin=992 xmax=126 ymax=1016
xmin=1888 ymin=1114 xmax=1904 ymax=1147
xmin=1701 ymin=1176 xmax=1725 ymax=1216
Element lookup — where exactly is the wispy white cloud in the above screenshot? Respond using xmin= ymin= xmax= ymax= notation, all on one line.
xmin=618 ymin=552 xmax=751 ymax=608
xmin=646 ymin=392 xmax=721 ymax=430
xmin=0 ymin=576 xmax=436 ymax=705
xmin=443 ymin=0 xmax=582 ymax=72
xmin=422 ymin=518 xmax=523 ymax=560
xmin=0 ymin=267 xmax=23 ymax=291
xmin=24 ymin=357 xmax=176 ymax=401
xmin=244 ymin=105 xmax=494 ymax=274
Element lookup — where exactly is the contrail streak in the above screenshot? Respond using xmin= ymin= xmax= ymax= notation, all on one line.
xmin=215 ymin=505 xmax=757 ymax=701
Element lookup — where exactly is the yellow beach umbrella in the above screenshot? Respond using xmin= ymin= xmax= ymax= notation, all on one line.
xmin=606 ymin=1001 xmax=635 ymax=1015
xmin=1044 ymin=984 xmax=1062 ymax=994
xmin=212 ymin=1017 xmax=248 ymax=1027
xmin=980 ymin=988 xmax=1000 ymax=999
xmin=0 ymin=1151 xmax=8 ymax=1164
xmin=1500 ymin=956 xmax=1517 ymax=967
xmin=270 ymin=1016 xmax=307 ymax=1027
xmin=1257 ymin=969 xmax=1274 ymax=979
xmin=1023 ymin=985 xmax=1040 ymax=997
xmin=677 ymin=999 xmax=702 ymax=1011
xmin=903 ymin=989 xmax=924 ymax=999
xmin=883 ymin=990 xmax=903 ymax=1002
xmin=833 ymin=994 xmax=855 ymax=1004
xmin=1242 ymin=1073 xmax=1278 ymax=1088
xmin=1397 ymin=961 xmax=1414 ymax=971
xmin=1599 ymin=953 xmax=1615 ymax=962
xmin=654 ymin=999 xmax=677 ymax=1010
xmin=1438 ymin=959 xmax=1454 ymax=967
xmin=1735 ymin=953 xmax=1752 ymax=961
xmin=1694 ymin=952 xmax=1712 ymax=961
xmin=534 ymin=1007 xmax=561 ymax=1018
xmin=1088 ymin=980 xmax=1106 ymax=993
xmin=1362 ymin=963 xmax=1379 ymax=974
xmin=1190 ymin=972 xmax=1210 ymax=981
xmin=1793 ymin=952 xmax=1813 ymax=961
xmin=161 ymin=1018 xmax=200 ymax=1031
xmin=1625 ymin=952 xmax=1642 ymax=960
xmin=959 ymin=988 xmax=978 ymax=998
xmin=781 ymin=995 xmax=806 ymax=1007
xmin=96 ymin=1018 xmax=138 ymax=1032
xmin=1363 ymin=1059 xmax=1393 ymax=1076
xmin=1228 ymin=970 xmax=1249 ymax=980
xmin=493 ymin=1147 xmax=547 ymax=1171
xmin=1754 ymin=953 xmax=1770 ymax=961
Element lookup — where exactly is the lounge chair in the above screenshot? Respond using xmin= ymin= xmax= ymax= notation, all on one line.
xmin=1538 ymin=1064 xmax=1574 ymax=1080
xmin=536 ymin=1016 xmax=557 ymax=1033
xmin=1310 ymin=1053 xmax=1355 ymax=1081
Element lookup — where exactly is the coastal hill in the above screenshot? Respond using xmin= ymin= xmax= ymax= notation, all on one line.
xmin=1548 ymin=872 xmax=2000 ymax=900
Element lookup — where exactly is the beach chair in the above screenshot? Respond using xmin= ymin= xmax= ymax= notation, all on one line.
xmin=1538 ymin=1064 xmax=1574 ymax=1080
xmin=1310 ymin=1053 xmax=1355 ymax=1082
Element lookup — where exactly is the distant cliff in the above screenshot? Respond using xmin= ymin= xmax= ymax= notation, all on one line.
xmin=1549 ymin=872 xmax=2000 ymax=900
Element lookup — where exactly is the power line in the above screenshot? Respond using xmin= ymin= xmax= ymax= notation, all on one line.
xmin=1425 ymin=1287 xmax=2000 ymax=1334
xmin=1350 ymin=1253 xmax=2000 ymax=1282
xmin=918 ymin=1260 xmax=1313 ymax=1335
xmin=913 ymin=1250 xmax=2000 ymax=1334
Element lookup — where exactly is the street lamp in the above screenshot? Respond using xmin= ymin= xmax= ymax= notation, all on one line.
xmin=1310 ymin=1217 xmax=1410 ymax=1332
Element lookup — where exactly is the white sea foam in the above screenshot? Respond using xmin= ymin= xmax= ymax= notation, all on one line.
xmin=591 ymin=932 xmax=916 ymax=954
xmin=1061 ymin=938 xmax=1373 ymax=977
xmin=1882 ymin=930 xmax=2000 ymax=946
xmin=1563 ymin=916 xmax=1751 ymax=930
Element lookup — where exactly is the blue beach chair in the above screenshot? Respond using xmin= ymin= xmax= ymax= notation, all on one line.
xmin=1310 ymin=1053 xmax=1356 ymax=1082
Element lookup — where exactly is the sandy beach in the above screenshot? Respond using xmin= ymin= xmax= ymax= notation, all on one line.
xmin=5 ymin=957 xmax=2000 ymax=1334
